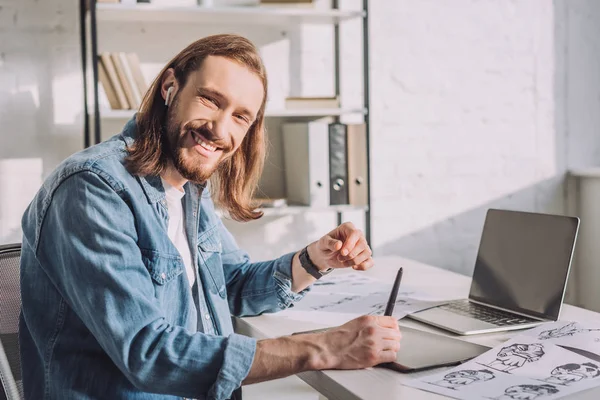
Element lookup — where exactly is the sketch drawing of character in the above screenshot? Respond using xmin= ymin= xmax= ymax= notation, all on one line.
xmin=490 ymin=384 xmax=559 ymax=400
xmin=484 ymin=343 xmax=544 ymax=373
xmin=429 ymin=369 xmax=495 ymax=390
xmin=538 ymin=322 xmax=600 ymax=340
xmin=542 ymin=362 xmax=600 ymax=386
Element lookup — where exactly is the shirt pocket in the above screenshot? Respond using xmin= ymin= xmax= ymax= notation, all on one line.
xmin=141 ymin=249 xmax=185 ymax=284
xmin=197 ymin=230 xmax=226 ymax=299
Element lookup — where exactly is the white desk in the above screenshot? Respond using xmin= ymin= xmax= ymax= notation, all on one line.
xmin=236 ymin=256 xmax=600 ymax=399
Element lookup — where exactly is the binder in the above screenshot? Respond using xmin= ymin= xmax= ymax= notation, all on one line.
xmin=328 ymin=122 xmax=349 ymax=205
xmin=281 ymin=121 xmax=330 ymax=207
xmin=346 ymin=123 xmax=369 ymax=206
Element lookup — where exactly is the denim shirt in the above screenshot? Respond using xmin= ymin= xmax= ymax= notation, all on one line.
xmin=19 ymin=117 xmax=308 ymax=400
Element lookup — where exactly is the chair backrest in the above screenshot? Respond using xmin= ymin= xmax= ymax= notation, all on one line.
xmin=0 ymin=244 xmax=23 ymax=400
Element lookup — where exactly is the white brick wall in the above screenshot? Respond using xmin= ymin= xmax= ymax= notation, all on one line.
xmin=370 ymin=0 xmax=600 ymax=276
xmin=1 ymin=0 xmax=599 ymax=281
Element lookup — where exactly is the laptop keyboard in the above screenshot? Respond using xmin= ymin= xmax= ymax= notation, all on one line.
xmin=439 ymin=300 xmax=537 ymax=326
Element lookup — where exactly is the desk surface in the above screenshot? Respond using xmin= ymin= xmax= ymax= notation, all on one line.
xmin=236 ymin=256 xmax=600 ymax=400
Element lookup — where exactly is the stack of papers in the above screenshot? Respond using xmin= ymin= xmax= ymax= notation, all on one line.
xmin=406 ymin=320 xmax=600 ymax=399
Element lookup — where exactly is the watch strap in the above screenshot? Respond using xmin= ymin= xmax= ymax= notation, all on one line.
xmin=299 ymin=246 xmax=333 ymax=279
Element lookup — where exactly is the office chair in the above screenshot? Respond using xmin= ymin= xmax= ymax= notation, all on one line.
xmin=0 ymin=243 xmax=22 ymax=400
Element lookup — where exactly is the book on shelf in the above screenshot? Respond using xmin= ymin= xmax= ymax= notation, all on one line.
xmin=99 ymin=53 xmax=129 ymax=109
xmin=97 ymin=0 xmax=120 ymax=3
xmin=97 ymin=60 xmax=121 ymax=110
xmin=284 ymin=96 xmax=340 ymax=110
xmin=110 ymin=53 xmax=138 ymax=109
xmin=97 ymin=52 xmax=148 ymax=111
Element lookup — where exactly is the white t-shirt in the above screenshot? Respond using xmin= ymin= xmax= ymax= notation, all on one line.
xmin=161 ymin=178 xmax=195 ymax=287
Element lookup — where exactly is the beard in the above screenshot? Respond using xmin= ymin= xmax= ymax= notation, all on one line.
xmin=163 ymin=96 xmax=228 ymax=184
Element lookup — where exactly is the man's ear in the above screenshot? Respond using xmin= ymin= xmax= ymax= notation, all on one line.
xmin=160 ymin=68 xmax=179 ymax=106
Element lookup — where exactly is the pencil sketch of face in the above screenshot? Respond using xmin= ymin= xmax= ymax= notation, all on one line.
xmin=431 ymin=369 xmax=494 ymax=390
xmin=497 ymin=384 xmax=559 ymax=400
xmin=485 ymin=343 xmax=544 ymax=373
xmin=543 ymin=362 xmax=600 ymax=386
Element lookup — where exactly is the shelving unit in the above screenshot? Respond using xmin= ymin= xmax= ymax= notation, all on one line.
xmin=79 ymin=0 xmax=372 ymax=243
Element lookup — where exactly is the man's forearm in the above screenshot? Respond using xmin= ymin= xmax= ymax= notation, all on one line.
xmin=242 ymin=315 xmax=402 ymax=386
xmin=242 ymin=333 xmax=326 ymax=385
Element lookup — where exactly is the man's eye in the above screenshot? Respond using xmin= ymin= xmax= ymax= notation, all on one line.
xmin=235 ymin=114 xmax=249 ymax=123
xmin=202 ymin=96 xmax=218 ymax=106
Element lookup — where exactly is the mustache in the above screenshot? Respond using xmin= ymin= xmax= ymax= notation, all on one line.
xmin=183 ymin=123 xmax=231 ymax=151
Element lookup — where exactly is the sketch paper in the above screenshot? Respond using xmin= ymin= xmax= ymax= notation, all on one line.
xmin=407 ymin=367 xmax=572 ymax=400
xmin=309 ymin=272 xmax=392 ymax=295
xmin=471 ymin=336 xmax=600 ymax=383
xmin=290 ymin=272 xmax=447 ymax=319
xmin=523 ymin=321 xmax=600 ymax=359
xmin=312 ymin=291 xmax=447 ymax=320
xmin=406 ymin=323 xmax=600 ymax=399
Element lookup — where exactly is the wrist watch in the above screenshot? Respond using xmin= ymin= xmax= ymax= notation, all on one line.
xmin=299 ymin=246 xmax=334 ymax=279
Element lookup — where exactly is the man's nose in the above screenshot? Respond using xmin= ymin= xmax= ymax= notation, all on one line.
xmin=206 ymin=112 xmax=229 ymax=140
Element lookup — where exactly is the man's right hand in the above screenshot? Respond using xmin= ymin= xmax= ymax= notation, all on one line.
xmin=243 ymin=315 xmax=402 ymax=386
xmin=314 ymin=315 xmax=402 ymax=370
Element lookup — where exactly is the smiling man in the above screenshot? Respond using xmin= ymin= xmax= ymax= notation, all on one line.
xmin=18 ymin=34 xmax=401 ymax=400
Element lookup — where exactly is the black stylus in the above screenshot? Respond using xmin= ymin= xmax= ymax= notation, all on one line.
xmin=384 ymin=267 xmax=404 ymax=317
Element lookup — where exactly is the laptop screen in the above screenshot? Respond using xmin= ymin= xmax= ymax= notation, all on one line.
xmin=468 ymin=209 xmax=579 ymax=320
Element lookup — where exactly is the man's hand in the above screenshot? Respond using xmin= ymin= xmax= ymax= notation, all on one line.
xmin=309 ymin=221 xmax=373 ymax=271
xmin=243 ymin=315 xmax=402 ymax=385
xmin=314 ymin=315 xmax=402 ymax=370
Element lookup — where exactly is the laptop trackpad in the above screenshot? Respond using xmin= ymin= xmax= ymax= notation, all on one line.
xmin=409 ymin=307 xmax=498 ymax=334
xmin=381 ymin=325 xmax=490 ymax=372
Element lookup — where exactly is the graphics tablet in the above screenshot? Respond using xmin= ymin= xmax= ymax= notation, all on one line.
xmin=379 ymin=325 xmax=490 ymax=373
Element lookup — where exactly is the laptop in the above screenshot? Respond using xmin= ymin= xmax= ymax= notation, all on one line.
xmin=408 ymin=208 xmax=580 ymax=335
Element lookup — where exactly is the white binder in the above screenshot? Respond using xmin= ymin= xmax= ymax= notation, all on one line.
xmin=281 ymin=120 xmax=331 ymax=207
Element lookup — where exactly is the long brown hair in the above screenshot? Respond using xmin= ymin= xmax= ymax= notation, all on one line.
xmin=126 ymin=34 xmax=267 ymax=222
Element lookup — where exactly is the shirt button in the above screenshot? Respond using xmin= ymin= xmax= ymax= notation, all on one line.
xmin=161 ymin=273 xmax=166 ymax=280
xmin=204 ymin=314 xmax=211 ymax=320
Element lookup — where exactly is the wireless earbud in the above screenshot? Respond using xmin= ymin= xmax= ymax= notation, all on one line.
xmin=165 ymin=86 xmax=174 ymax=106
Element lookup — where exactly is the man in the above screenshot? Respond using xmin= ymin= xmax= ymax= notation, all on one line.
xmin=19 ymin=34 xmax=401 ymax=400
